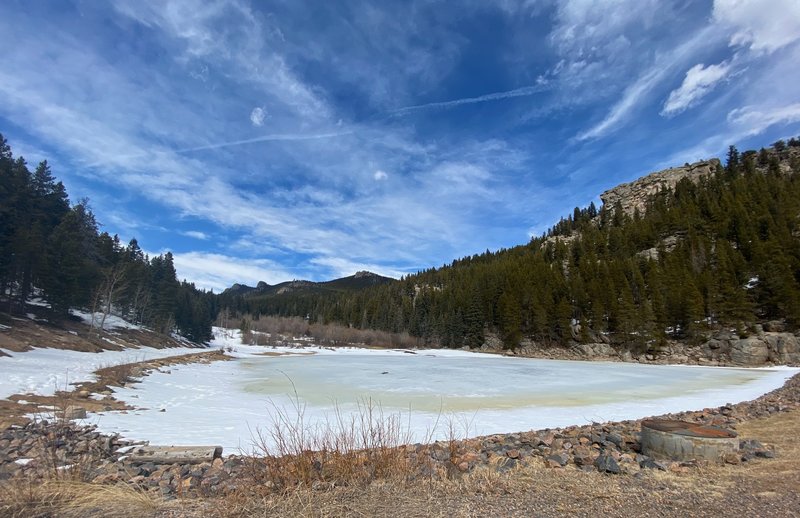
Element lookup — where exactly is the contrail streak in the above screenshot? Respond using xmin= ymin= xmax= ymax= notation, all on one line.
xmin=175 ymin=130 xmax=353 ymax=153
xmin=391 ymin=84 xmax=550 ymax=115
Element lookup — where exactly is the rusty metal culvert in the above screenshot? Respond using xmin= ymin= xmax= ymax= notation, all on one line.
xmin=640 ymin=419 xmax=739 ymax=462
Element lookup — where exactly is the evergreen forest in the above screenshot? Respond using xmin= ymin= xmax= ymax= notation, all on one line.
xmin=0 ymin=134 xmax=215 ymax=342
xmin=221 ymin=139 xmax=800 ymax=352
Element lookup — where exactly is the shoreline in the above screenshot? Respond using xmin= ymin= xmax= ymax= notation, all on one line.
xmin=3 ymin=340 xmax=799 ymax=433
xmin=1 ymin=342 xmax=799 ymax=498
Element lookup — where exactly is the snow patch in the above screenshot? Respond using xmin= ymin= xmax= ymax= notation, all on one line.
xmin=70 ymin=309 xmax=144 ymax=331
xmin=0 ymin=345 xmax=209 ymax=399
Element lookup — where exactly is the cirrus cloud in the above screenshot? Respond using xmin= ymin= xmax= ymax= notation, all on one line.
xmin=713 ymin=0 xmax=800 ymax=54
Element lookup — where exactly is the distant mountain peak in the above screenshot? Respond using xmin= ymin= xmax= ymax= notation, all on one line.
xmin=222 ymin=271 xmax=395 ymax=298
xmin=353 ymin=270 xmax=378 ymax=278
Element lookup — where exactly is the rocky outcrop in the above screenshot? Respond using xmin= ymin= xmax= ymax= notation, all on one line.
xmin=484 ymin=328 xmax=800 ymax=367
xmin=600 ymin=159 xmax=720 ymax=216
xmin=764 ymin=334 xmax=800 ymax=364
xmin=705 ymin=329 xmax=800 ymax=366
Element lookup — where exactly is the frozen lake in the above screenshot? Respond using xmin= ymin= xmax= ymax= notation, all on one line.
xmin=83 ymin=336 xmax=799 ymax=453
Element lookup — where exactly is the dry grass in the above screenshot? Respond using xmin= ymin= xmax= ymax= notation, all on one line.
xmin=8 ymin=412 xmax=792 ymax=518
xmin=729 ymin=408 xmax=800 ymax=495
xmin=0 ymin=479 xmax=164 ymax=518
xmin=246 ymin=392 xmax=426 ymax=490
xmin=206 ymin=410 xmax=800 ymax=518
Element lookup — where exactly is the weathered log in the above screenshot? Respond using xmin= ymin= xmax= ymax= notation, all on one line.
xmin=126 ymin=445 xmax=223 ymax=464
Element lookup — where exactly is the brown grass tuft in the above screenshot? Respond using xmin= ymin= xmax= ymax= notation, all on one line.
xmin=246 ymin=391 xmax=420 ymax=490
xmin=0 ymin=479 xmax=163 ymax=518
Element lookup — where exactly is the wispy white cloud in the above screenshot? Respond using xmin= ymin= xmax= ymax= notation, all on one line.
xmin=713 ymin=0 xmax=800 ymax=54
xmin=112 ymin=0 xmax=331 ymax=122
xmin=373 ymin=170 xmax=388 ymax=181
xmin=181 ymin=230 xmax=210 ymax=240
xmin=661 ymin=61 xmax=732 ymax=116
xmin=577 ymin=26 xmax=718 ymax=140
xmin=545 ymin=0 xmax=666 ymax=100
xmin=727 ymin=103 xmax=800 ymax=137
xmin=249 ymin=106 xmax=267 ymax=127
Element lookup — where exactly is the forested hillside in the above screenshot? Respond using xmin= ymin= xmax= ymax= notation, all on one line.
xmin=0 ymin=134 xmax=215 ymax=342
xmin=223 ymin=139 xmax=800 ymax=352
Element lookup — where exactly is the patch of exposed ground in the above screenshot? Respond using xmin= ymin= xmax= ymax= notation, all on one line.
xmin=0 ymin=307 xmax=196 ymax=353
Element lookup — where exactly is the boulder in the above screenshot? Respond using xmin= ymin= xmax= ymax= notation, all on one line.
xmin=764 ymin=333 xmax=800 ymax=363
xmin=730 ymin=337 xmax=769 ymax=366
xmin=546 ymin=453 xmax=569 ymax=467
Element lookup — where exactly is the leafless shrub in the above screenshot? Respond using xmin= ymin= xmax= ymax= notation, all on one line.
xmin=243 ymin=374 xmax=425 ymax=491
xmin=240 ymin=314 xmax=420 ymax=349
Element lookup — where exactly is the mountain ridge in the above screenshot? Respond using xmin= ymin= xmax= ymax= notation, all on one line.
xmin=222 ymin=270 xmax=394 ymax=297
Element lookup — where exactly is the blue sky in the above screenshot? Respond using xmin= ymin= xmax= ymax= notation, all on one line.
xmin=2 ymin=0 xmax=799 ymax=291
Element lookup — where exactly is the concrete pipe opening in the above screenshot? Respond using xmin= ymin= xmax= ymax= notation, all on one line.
xmin=641 ymin=419 xmax=739 ymax=463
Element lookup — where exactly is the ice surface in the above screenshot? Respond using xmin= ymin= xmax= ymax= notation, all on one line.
xmin=83 ymin=328 xmax=800 ymax=453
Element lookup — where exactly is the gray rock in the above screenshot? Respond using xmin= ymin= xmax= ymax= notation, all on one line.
xmin=594 ymin=453 xmax=621 ymax=474
xmin=638 ymin=457 xmax=667 ymax=471
xmin=607 ymin=433 xmax=623 ymax=448
xmin=764 ymin=320 xmax=786 ymax=333
xmin=730 ymin=337 xmax=769 ymax=365
xmin=740 ymin=439 xmax=764 ymax=450
xmin=765 ymin=333 xmax=800 ymax=363
xmin=495 ymin=457 xmax=517 ymax=473
xmin=546 ymin=453 xmax=569 ymax=467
